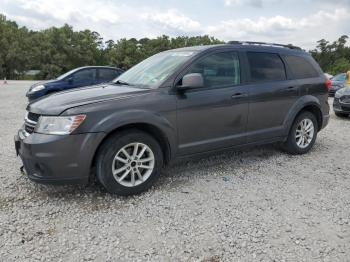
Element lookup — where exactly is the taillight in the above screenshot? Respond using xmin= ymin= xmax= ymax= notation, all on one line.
xmin=325 ymin=79 xmax=331 ymax=91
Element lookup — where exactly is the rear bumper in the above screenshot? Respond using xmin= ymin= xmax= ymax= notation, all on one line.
xmin=321 ymin=114 xmax=330 ymax=129
xmin=15 ymin=129 xmax=105 ymax=185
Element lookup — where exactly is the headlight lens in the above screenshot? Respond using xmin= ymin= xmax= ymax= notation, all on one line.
xmin=30 ymin=85 xmax=45 ymax=92
xmin=335 ymin=88 xmax=346 ymax=98
xmin=35 ymin=115 xmax=86 ymax=135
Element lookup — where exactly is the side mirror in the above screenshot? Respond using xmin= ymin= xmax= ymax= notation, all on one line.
xmin=177 ymin=73 xmax=204 ymax=91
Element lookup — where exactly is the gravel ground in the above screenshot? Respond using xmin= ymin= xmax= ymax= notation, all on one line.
xmin=0 ymin=81 xmax=349 ymax=262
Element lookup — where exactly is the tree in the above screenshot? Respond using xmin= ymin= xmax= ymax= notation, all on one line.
xmin=310 ymin=35 xmax=350 ymax=75
xmin=1 ymin=13 xmax=349 ymax=79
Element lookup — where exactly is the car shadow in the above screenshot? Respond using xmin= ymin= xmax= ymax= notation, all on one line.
xmin=23 ymin=143 xmax=287 ymax=202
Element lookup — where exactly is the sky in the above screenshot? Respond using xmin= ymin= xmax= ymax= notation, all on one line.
xmin=1 ymin=0 xmax=350 ymax=50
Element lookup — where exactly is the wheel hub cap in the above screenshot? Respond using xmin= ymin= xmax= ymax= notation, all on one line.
xmin=112 ymin=142 xmax=155 ymax=187
xmin=295 ymin=118 xmax=314 ymax=149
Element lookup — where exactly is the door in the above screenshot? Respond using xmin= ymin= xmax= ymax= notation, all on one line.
xmin=71 ymin=68 xmax=97 ymax=88
xmin=176 ymin=51 xmax=249 ymax=155
xmin=245 ymin=52 xmax=300 ymax=142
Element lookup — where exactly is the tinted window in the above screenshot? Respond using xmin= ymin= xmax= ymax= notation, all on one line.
xmin=73 ymin=69 xmax=96 ymax=82
xmin=247 ymin=52 xmax=286 ymax=82
xmin=185 ymin=52 xmax=240 ymax=88
xmin=99 ymin=69 xmax=119 ymax=81
xmin=285 ymin=55 xmax=319 ymax=79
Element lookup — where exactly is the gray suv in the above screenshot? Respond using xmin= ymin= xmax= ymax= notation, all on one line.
xmin=15 ymin=42 xmax=330 ymax=195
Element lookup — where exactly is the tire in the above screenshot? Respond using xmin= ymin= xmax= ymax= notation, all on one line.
xmin=335 ymin=112 xmax=349 ymax=118
xmin=282 ymin=111 xmax=318 ymax=155
xmin=96 ymin=129 xmax=163 ymax=195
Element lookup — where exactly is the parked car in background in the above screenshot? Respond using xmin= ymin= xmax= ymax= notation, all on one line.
xmin=26 ymin=66 xmax=124 ymax=101
xmin=329 ymin=73 xmax=346 ymax=96
xmin=15 ymin=42 xmax=330 ymax=196
xmin=334 ymin=87 xmax=350 ymax=118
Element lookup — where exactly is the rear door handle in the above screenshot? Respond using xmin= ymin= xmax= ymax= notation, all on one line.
xmin=286 ymin=86 xmax=298 ymax=91
xmin=231 ymin=92 xmax=248 ymax=99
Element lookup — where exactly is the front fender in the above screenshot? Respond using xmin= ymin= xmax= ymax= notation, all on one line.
xmin=85 ymin=109 xmax=177 ymax=157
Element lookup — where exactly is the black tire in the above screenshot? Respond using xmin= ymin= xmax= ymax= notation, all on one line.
xmin=96 ymin=129 xmax=163 ymax=196
xmin=335 ymin=112 xmax=349 ymax=118
xmin=282 ymin=111 xmax=318 ymax=155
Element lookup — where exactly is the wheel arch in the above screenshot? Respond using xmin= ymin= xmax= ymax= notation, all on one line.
xmin=298 ymin=104 xmax=322 ymax=131
xmin=90 ymin=122 xmax=173 ymax=180
xmin=284 ymin=95 xmax=323 ymax=135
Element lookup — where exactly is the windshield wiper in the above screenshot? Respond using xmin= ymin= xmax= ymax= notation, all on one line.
xmin=114 ymin=80 xmax=130 ymax=86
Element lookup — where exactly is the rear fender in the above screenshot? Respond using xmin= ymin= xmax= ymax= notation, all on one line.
xmin=283 ymin=95 xmax=322 ymax=136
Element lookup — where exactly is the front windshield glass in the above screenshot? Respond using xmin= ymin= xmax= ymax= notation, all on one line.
xmin=332 ymin=73 xmax=346 ymax=81
xmin=56 ymin=68 xmax=79 ymax=80
xmin=113 ymin=51 xmax=196 ymax=88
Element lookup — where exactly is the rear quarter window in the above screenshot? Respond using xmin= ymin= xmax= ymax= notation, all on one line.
xmin=284 ymin=55 xmax=319 ymax=79
xmin=247 ymin=52 xmax=286 ymax=82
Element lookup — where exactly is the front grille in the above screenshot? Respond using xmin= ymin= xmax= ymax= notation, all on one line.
xmin=24 ymin=112 xmax=40 ymax=134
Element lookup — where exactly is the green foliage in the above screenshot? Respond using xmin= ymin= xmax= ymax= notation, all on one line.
xmin=0 ymin=14 xmax=223 ymax=79
xmin=2 ymin=13 xmax=349 ymax=79
xmin=310 ymin=35 xmax=350 ymax=75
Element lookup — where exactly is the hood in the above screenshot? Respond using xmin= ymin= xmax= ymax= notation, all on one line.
xmin=28 ymin=83 xmax=151 ymax=115
xmin=341 ymin=87 xmax=350 ymax=94
xmin=335 ymin=86 xmax=350 ymax=97
xmin=30 ymin=79 xmax=58 ymax=88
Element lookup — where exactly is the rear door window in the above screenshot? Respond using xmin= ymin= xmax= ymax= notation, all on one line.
xmin=98 ymin=69 xmax=119 ymax=81
xmin=72 ymin=69 xmax=96 ymax=82
xmin=284 ymin=55 xmax=319 ymax=79
xmin=247 ymin=52 xmax=286 ymax=82
xmin=185 ymin=52 xmax=240 ymax=88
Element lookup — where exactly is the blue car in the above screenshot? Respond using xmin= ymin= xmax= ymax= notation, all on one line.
xmin=26 ymin=66 xmax=124 ymax=101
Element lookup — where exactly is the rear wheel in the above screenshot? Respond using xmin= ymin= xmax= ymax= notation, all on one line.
xmin=335 ymin=112 xmax=349 ymax=118
xmin=96 ymin=129 xmax=163 ymax=195
xmin=282 ymin=111 xmax=318 ymax=155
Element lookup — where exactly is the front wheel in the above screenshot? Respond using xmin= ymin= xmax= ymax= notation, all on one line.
xmin=96 ymin=130 xmax=163 ymax=195
xmin=282 ymin=111 xmax=318 ymax=155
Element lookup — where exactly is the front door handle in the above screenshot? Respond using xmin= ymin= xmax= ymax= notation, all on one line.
xmin=231 ymin=92 xmax=248 ymax=99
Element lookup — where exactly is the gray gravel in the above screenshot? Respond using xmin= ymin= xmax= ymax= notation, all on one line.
xmin=0 ymin=81 xmax=349 ymax=262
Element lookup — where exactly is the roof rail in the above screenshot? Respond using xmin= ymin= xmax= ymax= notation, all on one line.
xmin=228 ymin=41 xmax=302 ymax=50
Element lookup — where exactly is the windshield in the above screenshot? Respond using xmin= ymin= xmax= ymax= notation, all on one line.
xmin=332 ymin=73 xmax=346 ymax=81
xmin=113 ymin=51 xmax=196 ymax=88
xmin=56 ymin=68 xmax=80 ymax=80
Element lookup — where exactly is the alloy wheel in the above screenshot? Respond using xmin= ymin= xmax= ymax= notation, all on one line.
xmin=295 ymin=118 xmax=314 ymax=149
xmin=112 ymin=142 xmax=155 ymax=187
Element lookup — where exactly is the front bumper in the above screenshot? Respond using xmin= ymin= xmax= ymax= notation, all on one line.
xmin=14 ymin=129 xmax=105 ymax=184
xmin=333 ymin=98 xmax=350 ymax=114
xmin=26 ymin=91 xmax=43 ymax=102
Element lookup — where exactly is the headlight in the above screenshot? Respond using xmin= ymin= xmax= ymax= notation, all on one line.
xmin=35 ymin=115 xmax=86 ymax=135
xmin=30 ymin=85 xmax=45 ymax=92
xmin=335 ymin=88 xmax=346 ymax=98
